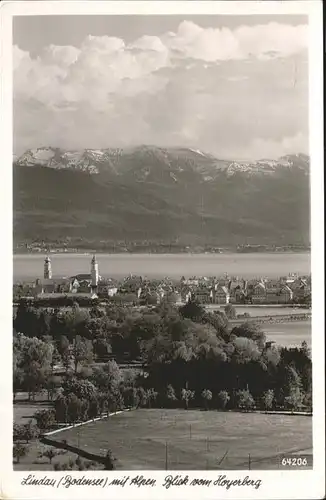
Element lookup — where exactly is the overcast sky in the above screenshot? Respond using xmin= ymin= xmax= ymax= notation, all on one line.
xmin=13 ymin=15 xmax=308 ymax=160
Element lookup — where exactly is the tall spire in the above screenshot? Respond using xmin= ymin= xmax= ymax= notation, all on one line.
xmin=91 ymin=254 xmax=99 ymax=287
xmin=44 ymin=255 xmax=52 ymax=279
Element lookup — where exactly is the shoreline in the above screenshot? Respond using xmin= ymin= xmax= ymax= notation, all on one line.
xmin=13 ymin=250 xmax=311 ymax=257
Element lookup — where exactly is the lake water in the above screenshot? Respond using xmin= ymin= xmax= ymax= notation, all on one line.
xmin=263 ymin=320 xmax=311 ymax=348
xmin=13 ymin=252 xmax=310 ymax=282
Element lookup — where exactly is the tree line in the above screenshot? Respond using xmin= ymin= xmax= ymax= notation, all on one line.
xmin=13 ymin=299 xmax=312 ymax=418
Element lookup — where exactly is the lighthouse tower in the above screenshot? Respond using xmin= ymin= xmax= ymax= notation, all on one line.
xmin=91 ymin=255 xmax=99 ymax=289
xmin=44 ymin=256 xmax=52 ymax=279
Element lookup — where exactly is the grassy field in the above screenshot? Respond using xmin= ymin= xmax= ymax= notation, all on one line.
xmin=42 ymin=409 xmax=312 ymax=471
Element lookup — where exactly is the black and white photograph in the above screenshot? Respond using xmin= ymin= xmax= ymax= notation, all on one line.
xmin=0 ymin=1 xmax=324 ymax=499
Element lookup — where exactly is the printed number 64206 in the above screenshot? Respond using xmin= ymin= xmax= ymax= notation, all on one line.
xmin=281 ymin=457 xmax=308 ymax=467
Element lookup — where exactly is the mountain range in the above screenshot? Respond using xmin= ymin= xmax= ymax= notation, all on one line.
xmin=13 ymin=146 xmax=310 ymax=250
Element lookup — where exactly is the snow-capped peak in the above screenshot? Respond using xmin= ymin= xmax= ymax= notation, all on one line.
xmin=188 ymin=148 xmax=207 ymax=157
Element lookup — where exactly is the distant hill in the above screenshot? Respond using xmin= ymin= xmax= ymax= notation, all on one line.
xmin=13 ymin=146 xmax=310 ymax=250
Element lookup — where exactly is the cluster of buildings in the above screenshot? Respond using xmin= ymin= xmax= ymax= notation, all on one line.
xmin=31 ymin=255 xmax=117 ymax=299
xmin=13 ymin=255 xmax=176 ymax=303
xmin=181 ymin=273 xmax=311 ymax=305
xmin=13 ymin=256 xmax=311 ymax=306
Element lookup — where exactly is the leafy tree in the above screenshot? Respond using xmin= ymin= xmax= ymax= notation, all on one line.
xmin=93 ymin=338 xmax=112 ymax=360
xmin=224 ymin=304 xmax=236 ymax=320
xmin=54 ymin=394 xmax=68 ymax=423
xmin=13 ymin=424 xmax=25 ymax=442
xmin=262 ymin=389 xmax=274 ymax=411
xmin=166 ymin=384 xmax=178 ymax=408
xmin=181 ymin=388 xmax=195 ymax=410
xmin=203 ymin=311 xmax=228 ymax=338
xmin=24 ymin=360 xmax=51 ymax=400
xmin=75 ymin=456 xmax=86 ymax=471
xmin=236 ymin=389 xmax=255 ymax=411
xmin=46 ymin=374 xmax=62 ymax=401
xmin=62 ymin=378 xmax=97 ymax=402
xmin=50 ymin=345 xmax=62 ymax=373
xmin=123 ymin=387 xmax=139 ymax=408
xmin=13 ymin=366 xmax=24 ymax=401
xmin=280 ymin=364 xmax=303 ymax=409
xmin=13 ymin=442 xmax=29 ymax=463
xmin=191 ymin=322 xmax=228 ymax=361
xmin=34 ymin=409 xmax=56 ymax=431
xmin=179 ymin=300 xmax=205 ymax=322
xmin=89 ymin=306 xmax=105 ymax=319
xmin=14 ymin=302 xmax=40 ymax=338
xmin=88 ymin=397 xmax=100 ymax=420
xmin=37 ymin=310 xmax=51 ymax=338
xmin=303 ymin=390 xmax=312 ymax=411
xmin=40 ymin=447 xmax=60 ymax=464
xmin=284 ymin=387 xmax=304 ymax=411
xmin=92 ymin=360 xmax=122 ymax=395
xmin=106 ymin=390 xmax=124 ymax=414
xmin=71 ymin=336 xmax=93 ymax=374
xmin=231 ymin=336 xmax=261 ymax=364
xmin=263 ymin=344 xmax=281 ymax=366
xmin=300 ymin=340 xmax=310 ymax=358
xmin=217 ymin=390 xmax=230 ymax=410
xmin=231 ymin=322 xmax=266 ymax=350
xmin=14 ymin=334 xmax=53 ymax=400
xmin=137 ymin=387 xmax=148 ymax=408
xmin=122 ymin=368 xmax=138 ymax=388
xmin=63 ymin=305 xmax=91 ymax=340
xmin=57 ymin=335 xmax=71 ymax=373
xmin=104 ymin=450 xmax=116 ymax=470
xmin=201 ymin=389 xmax=213 ymax=410
xmin=22 ymin=420 xmax=38 ymax=443
xmin=146 ymin=388 xmax=158 ymax=409
xmin=66 ymin=393 xmax=84 ymax=424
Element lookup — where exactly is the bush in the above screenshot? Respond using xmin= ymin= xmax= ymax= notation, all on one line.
xmin=262 ymin=389 xmax=274 ymax=411
xmin=284 ymin=387 xmax=304 ymax=411
xmin=75 ymin=456 xmax=86 ymax=471
xmin=104 ymin=449 xmax=116 ymax=470
xmin=14 ymin=421 xmax=38 ymax=443
xmin=236 ymin=389 xmax=255 ymax=411
xmin=24 ymin=420 xmax=38 ymax=443
xmin=165 ymin=384 xmax=178 ymax=408
xmin=40 ymin=447 xmax=61 ymax=464
xmin=34 ymin=409 xmax=56 ymax=431
xmin=217 ymin=390 xmax=230 ymax=410
xmin=201 ymin=389 xmax=213 ymax=410
xmin=13 ymin=424 xmax=25 ymax=442
xmin=13 ymin=442 xmax=29 ymax=463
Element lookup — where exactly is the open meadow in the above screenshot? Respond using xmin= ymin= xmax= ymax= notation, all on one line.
xmin=42 ymin=409 xmax=312 ymax=471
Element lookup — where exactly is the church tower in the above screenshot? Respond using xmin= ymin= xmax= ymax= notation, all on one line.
xmin=91 ymin=254 xmax=99 ymax=289
xmin=44 ymin=256 xmax=52 ymax=279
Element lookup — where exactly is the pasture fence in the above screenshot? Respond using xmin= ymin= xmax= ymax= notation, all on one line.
xmin=41 ymin=429 xmax=313 ymax=471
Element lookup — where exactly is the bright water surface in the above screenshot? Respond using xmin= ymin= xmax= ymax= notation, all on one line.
xmin=13 ymin=252 xmax=310 ymax=282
